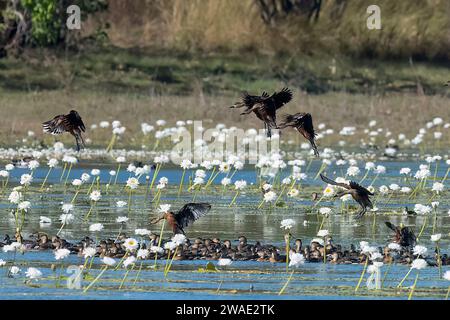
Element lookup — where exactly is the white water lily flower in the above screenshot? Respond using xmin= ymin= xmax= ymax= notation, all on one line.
xmin=370 ymin=252 xmax=383 ymax=261
xmin=39 ymin=216 xmax=51 ymax=224
xmin=10 ymin=266 xmax=21 ymax=275
xmin=289 ymin=252 xmax=305 ymax=268
xmin=81 ymin=173 xmax=91 ymax=183
xmin=375 ymin=165 xmax=386 ymax=174
xmin=164 ymin=241 xmax=177 ymax=251
xmin=411 ymin=258 xmax=427 ymax=270
xmin=123 ymin=256 xmax=136 ymax=268
xmin=20 ymin=174 xmax=33 ymax=186
xmin=0 ymin=259 xmax=6 ymax=266
xmin=346 ymin=166 xmax=360 ymax=177
xmin=25 ymin=267 xmax=42 ymax=280
xmin=150 ymin=246 xmax=164 ymax=254
xmin=431 ymin=182 xmax=444 ymax=193
xmin=234 ymin=180 xmax=247 ymax=190
xmin=444 ymin=271 xmax=450 ymax=281
xmin=280 ymin=219 xmax=296 ymax=230
xmin=400 ymin=187 xmax=411 ymax=193
xmin=137 ymin=249 xmax=150 ymax=259
xmin=317 ymin=229 xmax=329 ymax=237
xmin=72 ymin=179 xmax=82 ymax=187
xmin=18 ymin=201 xmax=31 ymax=212
xmin=414 ymin=204 xmax=431 ymax=215
xmin=319 ymin=207 xmax=332 ymax=216
xmin=400 ymin=168 xmax=411 ymax=175
xmin=123 ymin=238 xmax=139 ymax=251
xmin=159 ymin=204 xmax=171 ymax=213
xmin=389 ymin=184 xmax=400 ymax=191
xmin=388 ymin=243 xmax=401 ymax=251
xmin=54 ymin=248 xmax=71 ymax=260
xmin=172 ymin=234 xmax=187 ymax=246
xmin=28 ymin=160 xmax=39 ymax=170
xmin=218 ymin=258 xmax=233 ymax=266
xmin=83 ymin=247 xmax=96 ymax=259
xmin=288 ymin=188 xmax=299 ymax=197
xmin=61 ymin=203 xmax=74 ymax=213
xmin=263 ymin=191 xmax=277 ymax=203
xmin=431 ymin=201 xmax=439 ymax=209
xmin=8 ymin=190 xmax=22 ymax=204
xmin=47 ymin=158 xmax=58 ymax=168
xmin=126 ymin=177 xmax=139 ymax=189
xmin=379 ymin=185 xmax=389 ymax=194
xmin=221 ymin=178 xmax=231 ymax=186
xmin=116 ymin=216 xmax=129 ymax=223
xmin=60 ymin=213 xmax=74 ymax=224
xmin=311 ymin=238 xmax=324 ymax=246
xmin=262 ymin=183 xmax=272 ymax=191
xmin=135 ymin=228 xmax=151 ymax=236
xmin=102 ymin=257 xmax=116 ymax=266
xmin=115 ymin=201 xmax=126 ymax=208
xmin=413 ymin=245 xmax=427 ymax=257
xmin=5 ymin=164 xmax=14 ymax=171
xmin=89 ymin=223 xmax=104 ymax=232
xmin=431 ymin=234 xmax=442 ymax=242
xmin=3 ymin=244 xmax=15 ymax=252
xmin=323 ymin=185 xmax=335 ymax=197
xmin=89 ymin=190 xmax=102 ymax=202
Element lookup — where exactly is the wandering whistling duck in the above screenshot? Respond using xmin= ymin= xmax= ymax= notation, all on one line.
xmin=230 ymin=88 xmax=293 ymax=137
xmin=385 ymin=221 xmax=416 ymax=247
xmin=278 ymin=112 xmax=319 ymax=157
xmin=42 ymin=110 xmax=86 ymax=151
xmin=150 ymin=202 xmax=212 ymax=235
xmin=320 ymin=173 xmax=374 ymax=218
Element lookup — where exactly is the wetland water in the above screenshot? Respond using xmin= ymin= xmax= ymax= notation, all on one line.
xmin=0 ymin=160 xmax=448 ymax=299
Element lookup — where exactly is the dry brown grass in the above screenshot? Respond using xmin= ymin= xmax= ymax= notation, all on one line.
xmin=1 ymin=89 xmax=448 ymax=149
xmin=87 ymin=0 xmax=450 ymax=60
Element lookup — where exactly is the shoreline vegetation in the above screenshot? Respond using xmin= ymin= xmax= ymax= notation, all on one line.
xmin=0 ymin=46 xmax=449 ymax=148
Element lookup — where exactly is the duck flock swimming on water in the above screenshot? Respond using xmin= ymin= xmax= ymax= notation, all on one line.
xmin=1 ymin=225 xmax=449 ymax=266
xmin=3 ymin=86 xmax=440 ymax=266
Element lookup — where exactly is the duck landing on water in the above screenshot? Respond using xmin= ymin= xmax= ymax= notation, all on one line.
xmin=320 ymin=173 xmax=374 ymax=218
xmin=42 ymin=110 xmax=86 ymax=151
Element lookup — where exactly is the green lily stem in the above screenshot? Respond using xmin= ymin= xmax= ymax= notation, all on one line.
xmin=229 ymin=191 xmax=239 ymax=207
xmin=40 ymin=168 xmax=52 ymax=191
xmin=278 ymin=270 xmax=295 ymax=295
xmin=83 ymin=265 xmax=108 ymax=293
xmin=408 ymin=273 xmax=420 ymax=300
xmin=355 ymin=257 xmax=369 ymax=293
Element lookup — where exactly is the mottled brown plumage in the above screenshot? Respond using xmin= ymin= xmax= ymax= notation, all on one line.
xmin=278 ymin=112 xmax=319 ymax=156
xmin=150 ymin=203 xmax=212 ymax=235
xmin=42 ymin=110 xmax=86 ymax=151
xmin=320 ymin=173 xmax=374 ymax=218
xmin=230 ymin=88 xmax=292 ymax=137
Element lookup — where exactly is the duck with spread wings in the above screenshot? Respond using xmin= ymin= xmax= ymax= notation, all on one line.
xmin=230 ymin=88 xmax=292 ymax=138
xmin=42 ymin=110 xmax=86 ymax=151
xmin=319 ymin=173 xmax=374 ymax=218
xmin=150 ymin=203 xmax=212 ymax=235
xmin=278 ymin=112 xmax=319 ymax=157
xmin=385 ymin=222 xmax=416 ymax=247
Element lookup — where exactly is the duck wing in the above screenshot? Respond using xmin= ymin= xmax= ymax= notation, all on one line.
xmin=319 ymin=174 xmax=350 ymax=189
xmin=349 ymin=181 xmax=374 ymax=195
xmin=42 ymin=115 xmax=69 ymax=135
xmin=175 ymin=203 xmax=212 ymax=229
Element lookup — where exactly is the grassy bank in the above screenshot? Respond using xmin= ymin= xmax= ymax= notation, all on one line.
xmin=0 ymin=47 xmax=449 ymax=149
xmin=1 ymin=46 xmax=449 ymax=95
